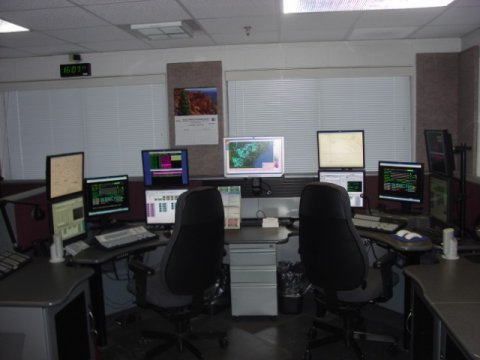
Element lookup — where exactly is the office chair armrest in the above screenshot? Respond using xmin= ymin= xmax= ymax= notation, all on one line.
xmin=373 ymin=252 xmax=397 ymax=301
xmin=128 ymin=259 xmax=155 ymax=307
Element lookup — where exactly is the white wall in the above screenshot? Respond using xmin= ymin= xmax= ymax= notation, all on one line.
xmin=0 ymin=38 xmax=461 ymax=84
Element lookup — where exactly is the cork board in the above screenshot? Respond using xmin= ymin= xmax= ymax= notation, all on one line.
xmin=167 ymin=61 xmax=224 ymax=177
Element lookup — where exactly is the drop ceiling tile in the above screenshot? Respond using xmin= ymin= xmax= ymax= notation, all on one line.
xmin=0 ymin=47 xmax=33 ymax=58
xmin=84 ymin=0 xmax=190 ymax=25
xmin=431 ymin=6 xmax=480 ymax=25
xmin=44 ymin=25 xmax=136 ymax=43
xmin=209 ymin=31 xmax=279 ymax=46
xmin=81 ymin=39 xmax=152 ymax=52
xmin=20 ymin=43 xmax=90 ymax=56
xmin=349 ymin=27 xmax=417 ymax=40
xmin=280 ymin=28 xmax=351 ymax=42
xmin=411 ymin=24 xmax=479 ymax=39
xmin=0 ymin=32 xmax=65 ymax=47
xmin=179 ymin=0 xmax=277 ymax=19
xmin=280 ymin=12 xmax=359 ymax=31
xmin=0 ymin=0 xmax=73 ymax=11
xmin=198 ymin=16 xmax=278 ymax=35
xmin=70 ymin=0 xmax=144 ymax=4
xmin=355 ymin=8 xmax=444 ymax=28
xmin=0 ymin=7 xmax=107 ymax=30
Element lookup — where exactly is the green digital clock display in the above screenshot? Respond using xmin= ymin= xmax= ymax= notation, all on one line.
xmin=60 ymin=63 xmax=92 ymax=78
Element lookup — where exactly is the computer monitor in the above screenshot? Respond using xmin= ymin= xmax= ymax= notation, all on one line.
xmin=317 ymin=130 xmax=365 ymax=169
xmin=49 ymin=195 xmax=86 ymax=244
xmin=46 ymin=152 xmax=84 ymax=200
xmin=141 ymin=149 xmax=189 ymax=188
xmin=223 ymin=136 xmax=285 ymax=178
xmin=378 ymin=161 xmax=424 ymax=213
xmin=144 ymin=189 xmax=188 ymax=228
xmin=424 ymin=129 xmax=455 ymax=177
xmin=84 ymin=175 xmax=129 ymax=222
xmin=429 ymin=174 xmax=453 ymax=228
xmin=318 ymin=170 xmax=365 ymax=208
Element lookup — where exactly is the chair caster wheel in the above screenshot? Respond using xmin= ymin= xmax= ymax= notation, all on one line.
xmin=219 ymin=337 xmax=229 ymax=348
xmin=303 ymin=349 xmax=312 ymax=360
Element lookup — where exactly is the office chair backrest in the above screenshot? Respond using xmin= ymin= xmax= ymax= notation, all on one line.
xmin=299 ymin=182 xmax=368 ymax=292
xmin=161 ymin=186 xmax=225 ymax=297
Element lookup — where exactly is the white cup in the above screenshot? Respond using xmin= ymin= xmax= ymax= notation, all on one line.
xmin=442 ymin=228 xmax=458 ymax=260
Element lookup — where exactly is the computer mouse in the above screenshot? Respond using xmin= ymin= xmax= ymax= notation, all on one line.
xmin=405 ymin=232 xmax=422 ymax=240
xmin=396 ymin=229 xmax=409 ymax=237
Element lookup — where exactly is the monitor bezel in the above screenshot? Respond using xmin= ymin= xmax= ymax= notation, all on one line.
xmin=48 ymin=194 xmax=87 ymax=245
xmin=318 ymin=169 xmax=365 ymax=208
xmin=141 ymin=148 xmax=189 ymax=188
xmin=84 ymin=174 xmax=130 ymax=218
xmin=377 ymin=160 xmax=424 ymax=206
xmin=223 ymin=136 xmax=285 ymax=178
xmin=424 ymin=129 xmax=455 ymax=177
xmin=428 ymin=173 xmax=453 ymax=229
xmin=46 ymin=151 xmax=85 ymax=200
xmin=317 ymin=130 xmax=365 ymax=169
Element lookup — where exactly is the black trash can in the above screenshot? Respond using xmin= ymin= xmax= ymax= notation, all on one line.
xmin=277 ymin=261 xmax=309 ymax=314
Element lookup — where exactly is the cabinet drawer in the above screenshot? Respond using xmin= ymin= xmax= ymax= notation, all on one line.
xmin=229 ymin=250 xmax=276 ymax=266
xmin=231 ymin=285 xmax=278 ymax=316
xmin=230 ymin=266 xmax=277 ymax=284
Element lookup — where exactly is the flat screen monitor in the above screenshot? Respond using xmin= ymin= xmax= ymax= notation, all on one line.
xmin=429 ymin=174 xmax=453 ymax=228
xmin=378 ymin=161 xmax=424 ymax=213
xmin=223 ymin=136 xmax=285 ymax=178
xmin=144 ymin=188 xmax=188 ymax=228
xmin=49 ymin=195 xmax=86 ymax=244
xmin=424 ymin=129 xmax=455 ymax=176
xmin=46 ymin=152 xmax=84 ymax=200
xmin=141 ymin=149 xmax=189 ymax=187
xmin=317 ymin=130 xmax=365 ymax=169
xmin=319 ymin=170 xmax=365 ymax=208
xmin=84 ymin=175 xmax=129 ymax=218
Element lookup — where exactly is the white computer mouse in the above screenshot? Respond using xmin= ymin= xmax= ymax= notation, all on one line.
xmin=405 ymin=232 xmax=422 ymax=240
xmin=396 ymin=229 xmax=409 ymax=237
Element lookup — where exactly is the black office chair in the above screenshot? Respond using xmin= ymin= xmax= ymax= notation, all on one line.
xmin=128 ymin=186 xmax=228 ymax=360
xmin=299 ymin=182 xmax=398 ymax=360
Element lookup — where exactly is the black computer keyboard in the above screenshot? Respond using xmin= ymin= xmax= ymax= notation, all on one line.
xmin=0 ymin=250 xmax=32 ymax=279
xmin=352 ymin=214 xmax=406 ymax=234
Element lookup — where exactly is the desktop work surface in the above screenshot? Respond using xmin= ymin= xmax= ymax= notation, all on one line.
xmin=405 ymin=258 xmax=480 ymax=360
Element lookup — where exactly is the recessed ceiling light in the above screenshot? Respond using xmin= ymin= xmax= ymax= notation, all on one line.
xmin=283 ymin=0 xmax=455 ymax=14
xmin=0 ymin=19 xmax=29 ymax=33
xmin=130 ymin=21 xmax=193 ymax=40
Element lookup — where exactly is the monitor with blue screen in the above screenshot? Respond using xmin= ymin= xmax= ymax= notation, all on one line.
xmin=142 ymin=149 xmax=189 ymax=187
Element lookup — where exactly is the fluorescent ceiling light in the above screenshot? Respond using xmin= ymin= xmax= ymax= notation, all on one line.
xmin=130 ymin=21 xmax=193 ymax=40
xmin=0 ymin=19 xmax=29 ymax=33
xmin=283 ymin=0 xmax=455 ymax=13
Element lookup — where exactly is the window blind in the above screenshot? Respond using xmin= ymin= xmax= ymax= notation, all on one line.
xmin=4 ymin=82 xmax=167 ymax=179
xmin=227 ymin=75 xmax=412 ymax=174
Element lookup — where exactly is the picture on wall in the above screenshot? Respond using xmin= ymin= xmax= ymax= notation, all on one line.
xmin=174 ymin=87 xmax=219 ymax=146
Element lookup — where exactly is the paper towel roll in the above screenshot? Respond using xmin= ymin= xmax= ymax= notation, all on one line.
xmin=442 ymin=228 xmax=459 ymax=260
xmin=49 ymin=233 xmax=65 ymax=263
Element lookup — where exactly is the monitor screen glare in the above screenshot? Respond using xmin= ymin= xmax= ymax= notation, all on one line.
xmin=85 ymin=175 xmax=129 ymax=217
xmin=319 ymin=170 xmax=365 ymax=208
xmin=317 ymin=130 xmax=365 ymax=169
xmin=46 ymin=152 xmax=84 ymax=199
xmin=145 ymin=189 xmax=188 ymax=226
xmin=50 ymin=195 xmax=86 ymax=243
xmin=142 ymin=149 xmax=189 ymax=187
xmin=223 ymin=136 xmax=284 ymax=178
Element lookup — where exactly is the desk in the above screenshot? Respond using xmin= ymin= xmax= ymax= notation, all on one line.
xmin=0 ymin=258 xmax=94 ymax=360
xmin=73 ymin=236 xmax=168 ymax=348
xmin=405 ymin=258 xmax=480 ymax=359
xmin=225 ymin=226 xmax=292 ymax=317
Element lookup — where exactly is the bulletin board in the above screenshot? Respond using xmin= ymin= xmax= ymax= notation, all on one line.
xmin=167 ymin=61 xmax=224 ymax=177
